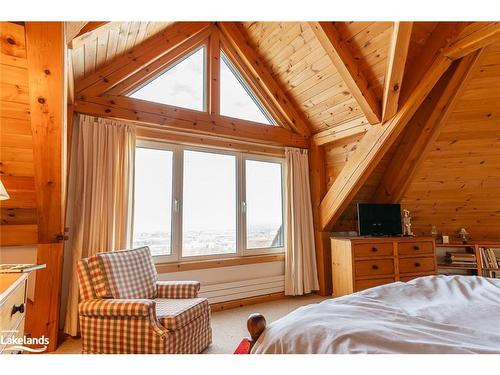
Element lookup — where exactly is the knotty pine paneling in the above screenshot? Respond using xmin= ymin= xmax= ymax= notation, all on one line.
xmin=241 ymin=22 xmax=364 ymax=133
xmin=70 ymin=22 xmax=173 ymax=82
xmin=401 ymin=42 xmax=500 ymax=241
xmin=0 ymin=22 xmax=38 ymax=245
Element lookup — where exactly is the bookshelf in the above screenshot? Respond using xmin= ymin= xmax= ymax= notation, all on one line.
xmin=436 ymin=242 xmax=500 ymax=277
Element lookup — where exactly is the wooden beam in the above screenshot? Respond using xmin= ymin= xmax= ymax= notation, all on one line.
xmin=217 ymin=22 xmax=312 ymax=136
xmin=65 ymin=22 xmax=88 ymax=44
xmin=26 ymin=22 xmax=65 ymax=244
xmin=373 ymin=50 xmax=484 ymax=203
xmin=399 ymin=22 xmax=466 ymax=106
xmin=76 ymin=22 xmax=212 ymax=97
xmin=208 ymin=26 xmax=220 ymax=117
xmin=74 ymin=95 xmax=309 ymax=148
xmin=309 ymin=144 xmax=332 ymax=296
xmin=106 ymin=26 xmax=212 ymax=96
xmin=25 ymin=22 xmax=65 ymax=353
xmin=310 ymin=22 xmax=381 ymax=125
xmin=319 ymin=54 xmax=452 ymax=230
xmin=137 ymin=127 xmax=285 ymax=157
xmin=382 ymin=22 xmax=413 ymax=122
xmin=73 ymin=22 xmax=109 ymax=39
xmin=312 ymin=117 xmax=369 ymax=146
xmin=444 ymin=22 xmax=500 ymax=59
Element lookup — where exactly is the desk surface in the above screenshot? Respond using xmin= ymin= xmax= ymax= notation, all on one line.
xmin=0 ymin=273 xmax=28 ymax=304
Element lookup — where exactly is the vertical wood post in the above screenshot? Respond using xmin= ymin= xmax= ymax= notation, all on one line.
xmin=25 ymin=21 xmax=65 ymax=352
xmin=309 ymin=145 xmax=332 ymax=295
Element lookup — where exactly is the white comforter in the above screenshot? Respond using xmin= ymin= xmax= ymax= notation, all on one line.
xmin=252 ymin=275 xmax=500 ymax=354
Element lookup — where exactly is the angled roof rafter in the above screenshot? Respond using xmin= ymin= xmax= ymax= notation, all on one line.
xmin=106 ymin=26 xmax=212 ymax=96
xmin=217 ymin=22 xmax=312 ymax=136
xmin=373 ymin=49 xmax=484 ymax=204
xmin=318 ymin=53 xmax=452 ymax=230
xmin=310 ymin=22 xmax=382 ymax=125
xmin=382 ymin=22 xmax=413 ymax=122
xmin=318 ymin=21 xmax=500 ymax=230
xmin=75 ymin=22 xmax=212 ymax=98
xmin=444 ymin=22 xmax=500 ymax=59
xmin=399 ymin=22 xmax=468 ymax=105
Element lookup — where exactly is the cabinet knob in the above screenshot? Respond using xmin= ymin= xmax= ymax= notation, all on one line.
xmin=371 ymin=247 xmax=378 ymax=252
xmin=413 ymin=245 xmax=420 ymax=250
xmin=371 ymin=264 xmax=379 ymax=270
xmin=414 ymin=262 xmax=421 ymax=267
xmin=11 ymin=303 xmax=25 ymax=316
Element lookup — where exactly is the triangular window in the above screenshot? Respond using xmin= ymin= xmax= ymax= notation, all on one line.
xmin=220 ymin=51 xmax=275 ymax=125
xmin=129 ymin=46 xmax=206 ymax=112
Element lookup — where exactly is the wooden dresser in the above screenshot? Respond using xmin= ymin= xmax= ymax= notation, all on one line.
xmin=330 ymin=237 xmax=437 ymax=297
xmin=0 ymin=273 xmax=28 ymax=354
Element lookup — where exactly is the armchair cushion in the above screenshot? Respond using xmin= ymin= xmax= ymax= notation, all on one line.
xmin=88 ymin=247 xmax=157 ymax=299
xmin=156 ymin=298 xmax=209 ymax=330
xmin=156 ymin=281 xmax=200 ymax=299
xmin=79 ymin=299 xmax=155 ymax=317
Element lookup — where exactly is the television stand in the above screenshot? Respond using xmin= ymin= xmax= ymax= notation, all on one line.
xmin=330 ymin=236 xmax=436 ymax=297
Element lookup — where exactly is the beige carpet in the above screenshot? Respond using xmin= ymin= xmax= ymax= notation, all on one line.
xmin=55 ymin=294 xmax=327 ymax=354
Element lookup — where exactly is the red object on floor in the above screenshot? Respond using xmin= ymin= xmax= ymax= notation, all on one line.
xmin=234 ymin=338 xmax=252 ymax=354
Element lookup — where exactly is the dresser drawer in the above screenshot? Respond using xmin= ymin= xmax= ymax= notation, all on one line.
xmin=400 ymin=273 xmax=435 ymax=282
xmin=355 ymin=277 xmax=395 ymax=292
xmin=355 ymin=259 xmax=395 ymax=277
xmin=399 ymin=257 xmax=436 ymax=274
xmin=0 ymin=279 xmax=26 ymax=333
xmin=353 ymin=242 xmax=393 ymax=258
xmin=0 ymin=317 xmax=25 ymax=354
xmin=398 ymin=241 xmax=434 ymax=256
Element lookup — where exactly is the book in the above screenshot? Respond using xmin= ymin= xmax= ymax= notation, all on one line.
xmin=0 ymin=264 xmax=46 ymax=273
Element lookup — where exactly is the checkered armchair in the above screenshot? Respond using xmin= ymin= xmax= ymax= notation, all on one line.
xmin=76 ymin=247 xmax=212 ymax=354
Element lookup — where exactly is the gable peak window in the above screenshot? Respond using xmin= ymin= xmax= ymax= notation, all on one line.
xmin=219 ymin=50 xmax=275 ymax=125
xmin=129 ymin=45 xmax=206 ymax=112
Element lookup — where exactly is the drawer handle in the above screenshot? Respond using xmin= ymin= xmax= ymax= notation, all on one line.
xmin=413 ymin=246 xmax=420 ymax=250
xmin=414 ymin=262 xmax=421 ymax=267
xmin=371 ymin=247 xmax=378 ymax=252
xmin=11 ymin=303 xmax=25 ymax=316
xmin=371 ymin=265 xmax=379 ymax=270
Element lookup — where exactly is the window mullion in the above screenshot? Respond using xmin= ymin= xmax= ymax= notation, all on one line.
xmin=239 ymin=154 xmax=247 ymax=256
xmin=173 ymin=145 xmax=183 ymax=262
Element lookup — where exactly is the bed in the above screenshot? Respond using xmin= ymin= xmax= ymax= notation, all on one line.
xmin=244 ymin=275 xmax=500 ymax=354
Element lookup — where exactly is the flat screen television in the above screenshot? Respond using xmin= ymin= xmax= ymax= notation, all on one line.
xmin=357 ymin=203 xmax=402 ymax=236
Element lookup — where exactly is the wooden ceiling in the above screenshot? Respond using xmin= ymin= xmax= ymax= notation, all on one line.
xmin=69 ymin=22 xmax=173 ymax=81
xmin=66 ymin=21 xmax=500 ymax=242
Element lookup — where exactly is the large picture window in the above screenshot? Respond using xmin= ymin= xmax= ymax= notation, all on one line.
xmin=245 ymin=159 xmax=284 ymax=250
xmin=182 ymin=150 xmax=237 ymax=257
xmin=133 ymin=146 xmax=174 ymax=256
xmin=131 ymin=141 xmax=285 ymax=262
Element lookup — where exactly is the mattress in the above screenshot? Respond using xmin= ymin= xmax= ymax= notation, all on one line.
xmin=252 ymin=275 xmax=500 ymax=354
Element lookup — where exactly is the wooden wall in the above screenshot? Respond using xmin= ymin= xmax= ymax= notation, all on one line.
xmin=401 ymin=41 xmax=500 ymax=241
xmin=1 ymin=21 xmax=66 ymax=352
xmin=315 ymin=23 xmax=500 ymax=242
xmin=0 ymin=22 xmax=38 ymax=245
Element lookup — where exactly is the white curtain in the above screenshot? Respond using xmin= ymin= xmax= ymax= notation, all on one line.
xmin=63 ymin=114 xmax=135 ymax=336
xmin=284 ymin=148 xmax=319 ymax=296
